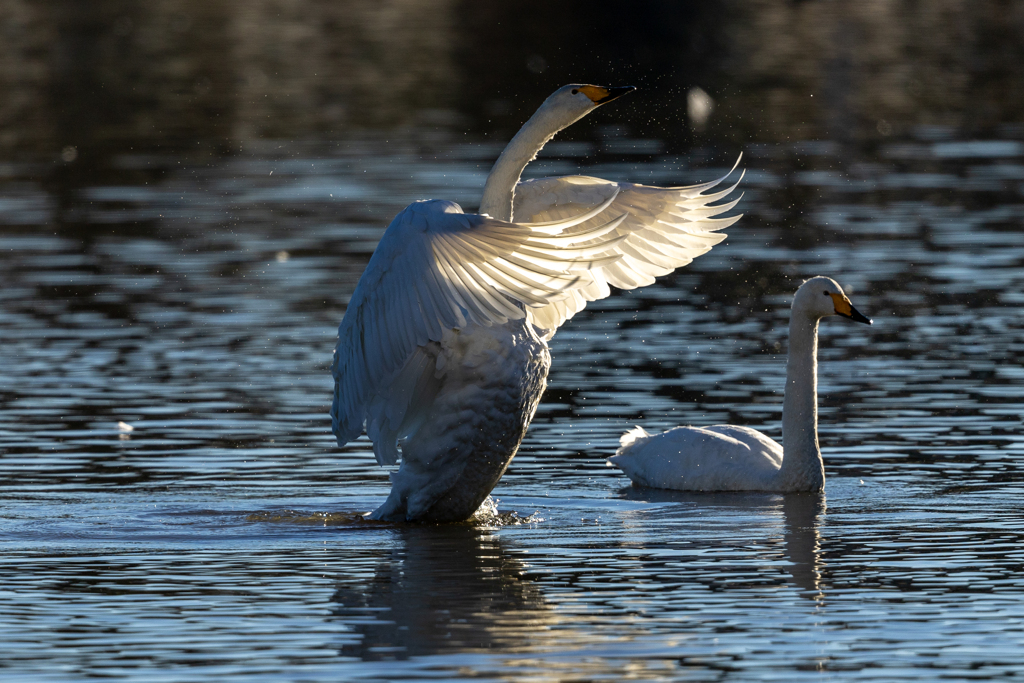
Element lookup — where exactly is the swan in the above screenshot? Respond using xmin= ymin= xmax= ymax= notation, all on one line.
xmin=331 ymin=84 xmax=744 ymax=521
xmin=609 ymin=276 xmax=870 ymax=493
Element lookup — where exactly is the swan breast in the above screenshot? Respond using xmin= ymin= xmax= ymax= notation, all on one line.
xmin=371 ymin=319 xmax=551 ymax=521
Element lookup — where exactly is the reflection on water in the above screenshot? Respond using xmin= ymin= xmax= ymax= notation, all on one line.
xmin=620 ymin=488 xmax=825 ymax=597
xmin=4 ymin=0 xmax=1024 ymax=680
xmin=332 ymin=525 xmax=547 ymax=660
xmin=4 ymin=0 xmax=1024 ymax=164
xmin=782 ymin=494 xmax=825 ymax=597
xmin=4 ymin=123 xmax=1024 ymax=678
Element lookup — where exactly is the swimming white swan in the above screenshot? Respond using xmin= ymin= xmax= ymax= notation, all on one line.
xmin=609 ymin=276 xmax=870 ymax=493
xmin=331 ymin=84 xmax=743 ymax=521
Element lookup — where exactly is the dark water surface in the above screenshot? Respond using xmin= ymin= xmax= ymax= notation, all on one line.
xmin=4 ymin=133 xmax=1024 ymax=681
xmin=4 ymin=1 xmax=1024 ymax=680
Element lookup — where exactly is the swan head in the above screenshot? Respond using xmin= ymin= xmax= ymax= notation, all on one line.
xmin=534 ymin=84 xmax=636 ymax=129
xmin=794 ymin=276 xmax=872 ymax=324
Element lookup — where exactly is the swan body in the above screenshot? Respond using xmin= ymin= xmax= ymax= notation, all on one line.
xmin=369 ymin=320 xmax=550 ymax=522
xmin=332 ymin=85 xmax=743 ymax=521
xmin=609 ymin=277 xmax=871 ymax=493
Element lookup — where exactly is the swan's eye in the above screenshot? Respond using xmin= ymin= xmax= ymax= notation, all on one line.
xmin=823 ymin=291 xmax=830 ymax=296
xmin=571 ymin=89 xmax=579 ymax=95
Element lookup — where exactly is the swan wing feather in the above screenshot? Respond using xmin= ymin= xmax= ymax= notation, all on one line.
xmin=512 ymin=159 xmax=743 ymax=338
xmin=331 ymin=199 xmax=625 ymax=449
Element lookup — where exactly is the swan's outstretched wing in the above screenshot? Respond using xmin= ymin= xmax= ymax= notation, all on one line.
xmin=331 ymin=198 xmax=627 ymax=450
xmin=512 ymin=159 xmax=743 ymax=337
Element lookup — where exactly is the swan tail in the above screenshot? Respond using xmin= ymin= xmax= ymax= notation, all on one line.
xmin=617 ymin=425 xmax=651 ymax=450
xmin=607 ymin=426 xmax=654 ymax=482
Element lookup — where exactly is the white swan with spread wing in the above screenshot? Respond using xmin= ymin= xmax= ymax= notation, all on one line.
xmin=331 ymin=84 xmax=743 ymax=521
xmin=609 ymin=277 xmax=870 ymax=493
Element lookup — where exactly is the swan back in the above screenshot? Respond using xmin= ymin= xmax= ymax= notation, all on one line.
xmin=610 ymin=425 xmax=784 ymax=491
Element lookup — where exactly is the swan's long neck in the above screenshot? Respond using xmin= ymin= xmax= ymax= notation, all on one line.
xmin=479 ymin=107 xmax=577 ymax=222
xmin=779 ymin=311 xmax=824 ymax=491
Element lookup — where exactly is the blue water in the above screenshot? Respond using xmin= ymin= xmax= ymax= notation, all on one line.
xmin=3 ymin=125 xmax=1024 ymax=680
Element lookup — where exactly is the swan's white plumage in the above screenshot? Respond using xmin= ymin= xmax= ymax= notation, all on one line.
xmin=611 ymin=424 xmax=785 ymax=491
xmin=331 ymin=198 xmax=630 ymax=452
xmin=331 ymin=83 xmax=744 ymax=521
xmin=512 ymin=164 xmax=743 ymax=336
xmin=609 ymin=276 xmax=871 ymax=493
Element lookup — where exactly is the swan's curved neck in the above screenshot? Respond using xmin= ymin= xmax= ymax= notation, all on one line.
xmin=479 ymin=107 xmax=578 ymax=222
xmin=779 ymin=311 xmax=824 ymax=491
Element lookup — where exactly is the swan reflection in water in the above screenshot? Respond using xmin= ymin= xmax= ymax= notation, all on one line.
xmin=619 ymin=488 xmax=826 ymax=599
xmin=781 ymin=493 xmax=826 ymax=597
xmin=330 ymin=524 xmax=548 ymax=659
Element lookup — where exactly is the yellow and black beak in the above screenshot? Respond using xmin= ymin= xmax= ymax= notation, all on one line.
xmin=578 ymin=85 xmax=636 ymax=104
xmin=829 ymin=293 xmax=872 ymax=324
